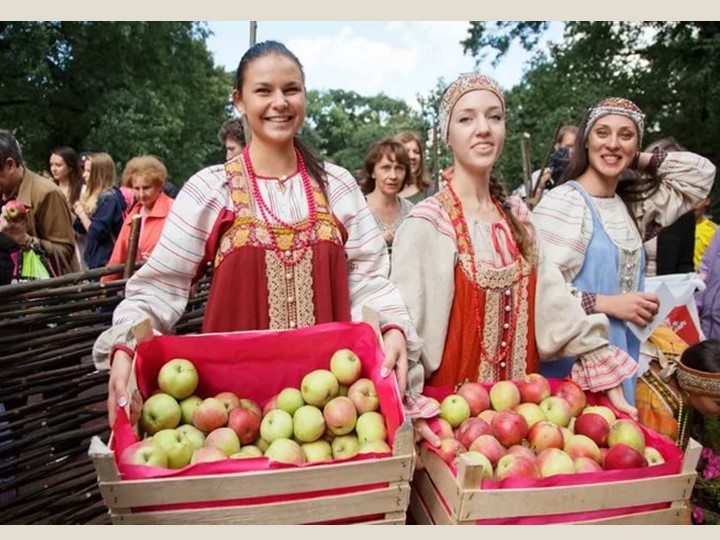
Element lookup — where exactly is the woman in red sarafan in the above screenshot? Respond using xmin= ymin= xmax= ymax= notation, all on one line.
xmin=93 ymin=40 xmax=419 ymax=426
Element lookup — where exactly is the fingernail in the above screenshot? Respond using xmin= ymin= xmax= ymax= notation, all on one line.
xmin=380 ymin=368 xmax=390 ymax=378
xmin=117 ymin=396 xmax=128 ymax=407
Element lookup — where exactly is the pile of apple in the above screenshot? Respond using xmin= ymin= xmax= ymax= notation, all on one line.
xmin=120 ymin=348 xmax=391 ymax=469
xmin=431 ymin=374 xmax=665 ymax=483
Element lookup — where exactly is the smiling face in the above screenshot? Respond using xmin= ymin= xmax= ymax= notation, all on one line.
xmin=233 ymin=53 xmax=305 ymax=148
xmin=372 ymin=153 xmax=406 ymax=196
xmin=446 ymin=90 xmax=505 ymax=173
xmin=585 ymin=114 xmax=639 ymax=181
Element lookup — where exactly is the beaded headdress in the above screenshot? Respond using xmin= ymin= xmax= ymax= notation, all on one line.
xmin=439 ymin=73 xmax=505 ymax=146
xmin=675 ymin=360 xmax=720 ymax=399
xmin=584 ymin=97 xmax=646 ymax=147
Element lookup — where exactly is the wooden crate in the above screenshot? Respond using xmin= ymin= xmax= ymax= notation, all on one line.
xmin=89 ymin=419 xmax=415 ymax=524
xmin=409 ymin=438 xmax=702 ymax=525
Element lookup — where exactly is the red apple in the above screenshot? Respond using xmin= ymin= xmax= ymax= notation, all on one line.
xmin=489 ymin=381 xmax=521 ymax=411
xmin=436 ymin=437 xmax=466 ymax=464
xmin=478 ymin=409 xmax=498 ymax=425
xmin=564 ymin=434 xmax=602 ymax=463
xmin=192 ymin=397 xmax=228 ymax=432
xmin=527 ymin=420 xmax=564 ymax=453
xmin=581 ymin=405 xmax=616 ymax=427
xmin=457 ymin=382 xmax=491 ymax=416
xmin=536 ymin=448 xmax=576 ymax=477
xmin=607 ymin=419 xmax=645 ymax=453
xmin=262 ymin=394 xmax=278 ymax=416
xmin=455 ymin=417 xmax=492 ymax=450
xmin=215 ymin=391 xmax=241 ymax=414
xmin=347 ymin=378 xmax=379 ymax=413
xmin=506 ymin=444 xmax=536 ymax=462
xmin=227 ymin=406 xmax=262 ymax=444
xmin=604 ymin=443 xmax=648 ymax=470
xmin=574 ymin=456 xmax=604 ymax=473
xmin=516 ymin=373 xmax=551 ymax=404
xmin=494 ymin=454 xmax=540 ymax=481
xmin=469 ymin=434 xmax=506 ymax=467
xmin=239 ymin=398 xmax=262 ymax=417
xmin=323 ymin=396 xmax=357 ymax=436
xmin=513 ymin=402 xmax=547 ymax=428
xmin=491 ymin=410 xmax=529 ymax=447
xmin=3 ymin=200 xmax=27 ymax=223
xmin=574 ymin=413 xmax=610 ymax=447
xmin=120 ymin=439 xmax=167 ymax=468
xmin=553 ymin=380 xmax=587 ymax=417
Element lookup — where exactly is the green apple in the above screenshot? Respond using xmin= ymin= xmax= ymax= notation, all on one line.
xmin=358 ymin=440 xmax=392 ymax=454
xmin=440 ymin=394 xmax=471 ymax=428
xmin=536 ymin=448 xmax=576 ymax=477
xmin=230 ymin=445 xmax=264 ymax=459
xmin=539 ymin=396 xmax=572 ymax=427
xmin=331 ymin=434 xmax=360 ymax=459
xmin=192 ymin=397 xmax=228 ymax=432
xmin=489 ymin=381 xmax=521 ymax=411
xmin=205 ymin=427 xmax=241 ymax=457
xmin=141 ymin=393 xmax=182 ymax=435
xmin=260 ymin=409 xmax=294 ymax=442
xmin=460 ymin=451 xmax=494 ymax=481
xmin=292 ymin=405 xmax=326 ymax=442
xmin=264 ymin=438 xmax=304 ymax=464
xmin=644 ymin=446 xmax=665 ymax=466
xmin=608 ymin=419 xmax=645 ymax=453
xmin=276 ymin=388 xmax=305 ymax=415
xmin=301 ymin=440 xmax=333 ymax=462
xmin=254 ymin=437 xmax=270 ymax=452
xmin=179 ymin=395 xmax=202 ymax=425
xmin=157 ymin=358 xmax=199 ymax=400
xmin=176 ymin=424 xmax=206 ymax=451
xmin=329 ymin=348 xmax=363 ymax=385
xmin=347 ymin=378 xmax=379 ymax=413
xmin=355 ymin=411 xmax=387 ymax=443
xmin=152 ymin=429 xmax=193 ymax=468
xmin=301 ymin=369 xmax=339 ymax=407
xmin=120 ymin=439 xmax=168 ymax=468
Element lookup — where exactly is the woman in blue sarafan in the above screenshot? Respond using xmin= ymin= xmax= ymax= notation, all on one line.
xmin=533 ymin=97 xmax=715 ymax=406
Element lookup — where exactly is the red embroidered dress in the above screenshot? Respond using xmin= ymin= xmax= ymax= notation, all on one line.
xmin=428 ymin=190 xmax=540 ymax=388
xmin=202 ymin=161 xmax=351 ymax=333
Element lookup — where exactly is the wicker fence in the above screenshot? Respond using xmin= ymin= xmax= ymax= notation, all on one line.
xmin=0 ymin=266 xmax=210 ymax=524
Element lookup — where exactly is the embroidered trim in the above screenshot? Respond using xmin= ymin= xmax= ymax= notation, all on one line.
xmin=618 ymin=247 xmax=641 ymax=293
xmin=294 ymin=251 xmax=316 ymax=329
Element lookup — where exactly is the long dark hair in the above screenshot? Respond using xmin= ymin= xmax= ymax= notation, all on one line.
xmin=235 ymin=40 xmax=328 ymax=194
xmin=50 ymin=146 xmax=84 ymax=206
xmin=681 ymin=339 xmax=720 ymax=373
xmin=560 ymin=109 xmax=660 ymax=227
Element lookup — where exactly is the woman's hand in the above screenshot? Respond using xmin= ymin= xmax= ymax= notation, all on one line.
xmin=595 ymin=292 xmax=660 ymax=327
xmin=380 ymin=328 xmax=407 ymax=395
xmin=107 ymin=349 xmax=143 ymax=427
xmin=605 ymin=385 xmax=638 ymax=420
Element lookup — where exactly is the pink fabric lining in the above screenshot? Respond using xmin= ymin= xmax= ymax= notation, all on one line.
xmin=422 ymin=380 xmax=685 ymax=524
xmin=110 ymin=322 xmax=404 ymax=517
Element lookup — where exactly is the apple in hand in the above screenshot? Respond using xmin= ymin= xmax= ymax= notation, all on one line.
xmin=261 ymin=409 xmax=294 ymax=443
xmin=536 ymin=448 xmax=576 ymax=477
xmin=440 ymin=394 xmax=471 ymax=428
xmin=179 ymin=395 xmax=202 ymax=425
xmin=491 ymin=410 xmax=528 ymax=447
xmin=347 ymin=378 xmax=379 ymax=413
xmin=573 ymin=412 xmax=610 ymax=447
xmin=3 ymin=200 xmax=27 ymax=223
xmin=457 ymin=382 xmax=491 ymax=416
xmin=176 ymin=424 xmax=206 ymax=451
xmin=301 ymin=369 xmax=339 ymax=407
xmin=489 ymin=381 xmax=521 ymax=411
xmin=355 ymin=411 xmax=387 ymax=443
xmin=276 ymin=388 xmax=305 ymax=415
xmin=265 ymin=438 xmax=304 ymax=464
xmin=192 ymin=397 xmax=228 ymax=432
xmin=607 ymin=419 xmax=645 ymax=453
xmin=120 ymin=440 xmax=168 ymax=468
xmin=517 ymin=373 xmax=551 ymax=404
xmin=539 ymin=396 xmax=572 ymax=427
xmin=141 ymin=393 xmax=182 ymax=435
xmin=553 ymin=380 xmax=587 ymax=417
xmin=323 ymin=396 xmax=357 ymax=436
xmin=330 ymin=348 xmax=363 ymax=385
xmin=157 ymin=358 xmax=199 ymax=400
xmin=331 ymin=434 xmax=361 ymax=459
xmin=292 ymin=405 xmax=325 ymax=443
xmin=205 ymin=427 xmax=241 ymax=457
xmin=494 ymin=454 xmax=540 ymax=481
xmin=644 ymin=446 xmax=666 ymax=466
xmin=527 ymin=421 xmax=564 ymax=453
xmin=228 ymin=407 xmax=262 ymax=445
xmin=301 ymin=440 xmax=333 ymax=463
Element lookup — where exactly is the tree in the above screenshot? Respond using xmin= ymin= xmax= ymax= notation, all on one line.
xmin=0 ymin=22 xmax=230 ymax=184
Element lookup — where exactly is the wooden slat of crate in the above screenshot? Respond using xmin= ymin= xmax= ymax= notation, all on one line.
xmin=110 ymin=483 xmax=410 ymax=524
xmin=419 ymin=438 xmax=701 ymax=522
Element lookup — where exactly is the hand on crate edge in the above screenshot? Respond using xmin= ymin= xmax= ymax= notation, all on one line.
xmin=380 ymin=327 xmax=408 ymax=395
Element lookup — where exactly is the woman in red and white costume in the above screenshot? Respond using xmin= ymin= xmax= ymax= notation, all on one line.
xmin=94 ymin=41 xmax=418 ymax=425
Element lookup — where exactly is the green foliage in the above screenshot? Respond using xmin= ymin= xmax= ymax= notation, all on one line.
xmin=0 ymin=22 xmax=230 ymax=184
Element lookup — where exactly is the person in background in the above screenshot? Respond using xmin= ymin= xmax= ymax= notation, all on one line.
xmin=395 ymin=131 xmax=434 ymax=204
xmin=218 ymin=117 xmax=247 ymax=161
xmin=50 ymin=146 xmax=86 ymax=267
xmin=694 ymin=196 xmax=717 ymax=270
xmin=533 ymin=97 xmax=715 ymax=406
xmin=0 ymin=130 xmax=78 ymax=284
xmin=101 ymin=155 xmax=174 ymax=282
xmin=390 ymin=74 xmax=638 ymax=444
xmin=361 ymin=138 xmax=414 ymax=259
xmin=526 ymin=125 xmax=578 ymax=208
xmin=642 ymin=138 xmax=696 ymax=277
xmin=73 ymin=152 xmax=127 ymax=270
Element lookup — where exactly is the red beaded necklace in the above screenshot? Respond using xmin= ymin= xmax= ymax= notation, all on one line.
xmin=242 ymin=145 xmax=318 ymax=266
xmin=447 ymin=182 xmax=525 ymax=366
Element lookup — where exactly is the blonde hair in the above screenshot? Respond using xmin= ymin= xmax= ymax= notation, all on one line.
xmin=394 ymin=131 xmax=431 ymax=191
xmin=121 ymin=155 xmax=168 ymax=189
xmin=79 ymin=152 xmax=115 ymax=216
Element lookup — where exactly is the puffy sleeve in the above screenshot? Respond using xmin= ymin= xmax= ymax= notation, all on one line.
xmin=92 ymin=166 xmax=230 ymax=371
xmin=534 ymin=241 xmax=638 ymax=392
xmin=324 ymin=164 xmax=421 ymax=356
xmin=634 ymin=151 xmax=715 ymax=240
xmin=531 ymin=184 xmax=593 ymax=285
xmin=390 ymin=199 xmax=456 ymax=396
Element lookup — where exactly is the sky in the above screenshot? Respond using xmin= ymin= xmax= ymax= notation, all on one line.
xmin=205 ymin=21 xmax=565 ymax=110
